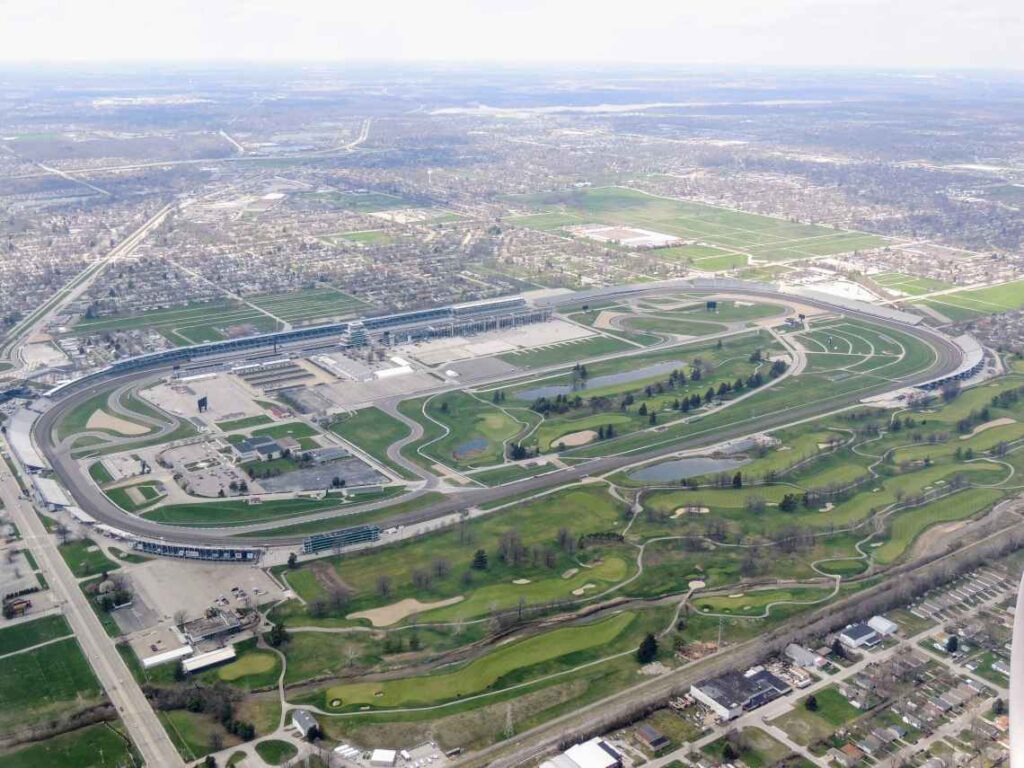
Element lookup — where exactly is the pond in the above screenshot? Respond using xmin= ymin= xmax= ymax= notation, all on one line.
xmin=453 ymin=436 xmax=488 ymax=460
xmin=629 ymin=456 xmax=750 ymax=483
xmin=517 ymin=359 xmax=685 ymax=400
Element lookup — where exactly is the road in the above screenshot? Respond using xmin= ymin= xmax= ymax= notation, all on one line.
xmin=32 ymin=285 xmax=964 ymax=548
xmin=0 ymin=438 xmax=184 ymax=767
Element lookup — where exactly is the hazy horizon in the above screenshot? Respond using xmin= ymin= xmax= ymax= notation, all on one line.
xmin=3 ymin=0 xmax=1023 ymax=71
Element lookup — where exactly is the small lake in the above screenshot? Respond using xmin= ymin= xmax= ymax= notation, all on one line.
xmin=518 ymin=360 xmax=685 ymax=400
xmin=629 ymin=456 xmax=750 ymax=483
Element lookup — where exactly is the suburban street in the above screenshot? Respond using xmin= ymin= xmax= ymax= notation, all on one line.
xmin=0 ymin=438 xmax=185 ymax=767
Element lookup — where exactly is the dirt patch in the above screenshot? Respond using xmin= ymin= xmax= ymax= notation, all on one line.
xmin=960 ymin=417 xmax=1016 ymax=440
xmin=86 ymin=409 xmax=150 ymax=436
xmin=592 ymin=310 xmax=628 ymax=331
xmin=348 ymin=596 xmax=464 ymax=627
xmin=555 ymin=430 xmax=597 ymax=448
xmin=308 ymin=562 xmax=354 ymax=597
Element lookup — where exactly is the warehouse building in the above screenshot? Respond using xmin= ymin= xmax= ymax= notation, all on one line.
xmin=691 ymin=667 xmax=792 ymax=720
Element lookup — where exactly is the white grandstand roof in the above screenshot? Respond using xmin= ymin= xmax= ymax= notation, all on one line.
xmin=8 ymin=407 xmax=48 ymax=470
xmin=32 ymin=475 xmax=71 ymax=507
xmin=142 ymin=645 xmax=193 ymax=669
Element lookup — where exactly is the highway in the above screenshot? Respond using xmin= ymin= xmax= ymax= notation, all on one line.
xmin=32 ymin=285 xmax=964 ymax=549
xmin=0 ymin=438 xmax=184 ymax=767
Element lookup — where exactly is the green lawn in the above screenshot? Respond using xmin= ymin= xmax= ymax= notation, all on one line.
xmin=87 ymin=461 xmax=114 ymax=485
xmin=917 ymin=278 xmax=1024 ymax=320
xmin=255 ymin=739 xmax=298 ymax=765
xmin=58 ymin=539 xmax=120 ymax=577
xmin=248 ymin=287 xmax=368 ymax=325
xmin=329 ymin=407 xmax=417 ymax=480
xmin=409 ymin=391 xmax=526 ymax=470
xmin=875 ymin=488 xmax=1002 ymax=563
xmin=105 ymin=481 xmax=165 ymax=512
xmin=773 ymin=686 xmax=861 ymax=746
xmin=216 ymin=414 xmax=274 ymax=431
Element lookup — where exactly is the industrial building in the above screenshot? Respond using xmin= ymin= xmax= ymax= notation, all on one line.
xmin=838 ymin=622 xmax=881 ymax=649
xmin=690 ymin=667 xmax=792 ymax=720
xmin=540 ymin=737 xmax=623 ymax=768
xmin=181 ymin=609 xmax=242 ymax=644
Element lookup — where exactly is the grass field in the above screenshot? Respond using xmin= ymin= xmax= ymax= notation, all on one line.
xmin=160 ymin=709 xmax=239 ymax=762
xmin=3 ymin=722 xmax=137 ymax=768
xmin=409 ymin=391 xmax=526 ymax=470
xmin=499 ymin=335 xmax=635 ymax=369
xmin=216 ymin=414 xmax=274 ymax=431
xmin=254 ymin=739 xmax=298 ymax=765
xmin=71 ymin=299 xmax=282 ymax=346
xmin=0 ymin=613 xmax=71 ymax=655
xmin=704 ymin=728 xmax=793 ymax=768
xmin=315 ymin=612 xmax=635 ymax=711
xmin=917 ymin=278 xmax=1024 ymax=320
xmin=276 ymin=485 xmax=627 ymax=625
xmin=329 ymin=407 xmax=418 ymax=480
xmin=773 ymin=686 xmax=861 ymax=745
xmin=513 ymin=187 xmax=888 ymax=262
xmin=59 ymin=538 xmax=120 ymax=577
xmin=874 ymin=272 xmax=954 ymax=296
xmin=248 ymin=287 xmax=368 ymax=325
xmin=141 ymin=496 xmax=346 ymax=526
xmin=0 ymin=637 xmax=104 ymax=732
xmin=105 ymin=481 xmax=164 ymax=512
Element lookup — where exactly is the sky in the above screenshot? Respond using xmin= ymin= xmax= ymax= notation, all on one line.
xmin=1 ymin=0 xmax=1023 ymax=70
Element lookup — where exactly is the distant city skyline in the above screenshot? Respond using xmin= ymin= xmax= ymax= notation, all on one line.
xmin=2 ymin=0 xmax=1023 ymax=70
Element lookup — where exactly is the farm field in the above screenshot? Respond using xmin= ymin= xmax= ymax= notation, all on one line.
xmin=513 ymin=187 xmax=888 ymax=262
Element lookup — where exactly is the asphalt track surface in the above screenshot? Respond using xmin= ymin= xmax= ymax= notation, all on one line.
xmin=35 ymin=287 xmax=963 ymax=549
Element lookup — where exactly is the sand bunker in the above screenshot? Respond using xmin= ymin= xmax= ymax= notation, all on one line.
xmin=688 ymin=580 xmax=706 ymax=589
xmin=512 ymin=578 xmax=531 ymax=585
xmin=348 ymin=596 xmax=464 ymax=627
xmin=571 ymin=582 xmax=597 ymax=596
xmin=555 ymin=430 xmax=597 ymax=448
xmin=86 ymin=409 xmax=150 ymax=436
xmin=562 ymin=568 xmax=579 ymax=579
xmin=672 ymin=506 xmax=710 ymax=518
xmin=960 ymin=417 xmax=1016 ymax=440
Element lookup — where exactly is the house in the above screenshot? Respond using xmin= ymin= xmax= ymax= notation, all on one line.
xmin=868 ymin=615 xmax=899 ymax=637
xmin=836 ymin=743 xmax=864 ymax=766
xmin=636 ymin=724 xmax=669 ymax=752
xmin=690 ymin=668 xmax=791 ymax=720
xmin=291 ymin=709 xmax=318 ymax=739
xmin=839 ymin=623 xmax=880 ymax=649
xmin=856 ymin=735 xmax=883 ymax=756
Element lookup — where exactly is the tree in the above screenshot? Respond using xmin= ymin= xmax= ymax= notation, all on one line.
xmin=287 ymin=552 xmax=298 ymax=569
xmin=805 ymin=694 xmax=819 ymax=711
xmin=471 ymin=549 xmax=488 ymax=570
xmin=722 ymin=742 xmax=739 ymax=761
xmin=376 ymin=574 xmax=393 ymax=597
xmin=732 ymin=471 xmax=743 ymax=488
xmin=993 ymin=698 xmax=1006 ymax=716
xmin=204 ymin=756 xmax=218 ymax=768
xmin=636 ymin=633 xmax=658 ymax=664
xmin=267 ymin=621 xmax=289 ymax=647
xmin=946 ymin=634 xmax=959 ymax=653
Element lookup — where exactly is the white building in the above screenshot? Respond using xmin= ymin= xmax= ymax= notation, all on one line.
xmin=369 ymin=749 xmax=397 ymax=767
xmin=540 ymin=737 xmax=623 ymax=768
xmin=839 ymin=622 xmax=880 ymax=649
xmin=868 ymin=615 xmax=899 ymax=636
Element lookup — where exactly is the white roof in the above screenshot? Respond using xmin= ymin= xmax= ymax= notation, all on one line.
xmin=564 ymin=738 xmax=621 ymax=768
xmin=32 ymin=475 xmax=71 ymax=507
xmin=66 ymin=506 xmax=96 ymax=524
xmin=370 ymin=749 xmax=397 ymax=765
xmin=181 ymin=645 xmax=236 ymax=673
xmin=8 ymin=407 xmax=48 ymax=469
xmin=142 ymin=645 xmax=194 ymax=669
xmin=868 ymin=615 xmax=899 ymax=634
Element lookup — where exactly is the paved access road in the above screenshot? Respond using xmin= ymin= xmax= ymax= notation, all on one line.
xmin=0 ymin=437 xmax=184 ymax=767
